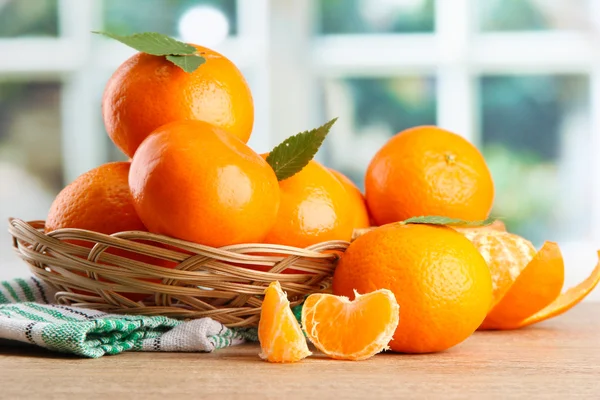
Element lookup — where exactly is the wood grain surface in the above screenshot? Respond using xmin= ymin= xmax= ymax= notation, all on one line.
xmin=0 ymin=303 xmax=598 ymax=399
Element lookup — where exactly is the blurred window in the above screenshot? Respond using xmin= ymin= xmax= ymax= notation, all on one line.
xmin=479 ymin=0 xmax=589 ymax=31
xmin=480 ymin=75 xmax=590 ymax=245
xmin=0 ymin=0 xmax=58 ymax=37
xmin=323 ymin=77 xmax=436 ymax=187
xmin=103 ymin=0 xmax=238 ymax=37
xmin=317 ymin=0 xmax=434 ymax=34
xmin=0 ymin=81 xmax=63 ymax=192
xmin=0 ymin=81 xmax=61 ymax=279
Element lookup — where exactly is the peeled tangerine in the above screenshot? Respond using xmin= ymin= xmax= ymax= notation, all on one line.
xmin=461 ymin=228 xmax=600 ymax=330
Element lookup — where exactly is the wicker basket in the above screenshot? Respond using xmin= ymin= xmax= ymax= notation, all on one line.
xmin=8 ymin=218 xmax=349 ymax=327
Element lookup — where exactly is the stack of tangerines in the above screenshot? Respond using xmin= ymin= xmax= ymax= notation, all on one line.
xmin=46 ymin=37 xmax=363 ymax=263
xmin=38 ymin=32 xmax=600 ymax=363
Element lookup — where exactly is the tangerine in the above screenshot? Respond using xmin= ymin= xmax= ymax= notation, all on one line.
xmin=333 ymin=223 xmax=492 ymax=353
xmin=365 ymin=126 xmax=494 ymax=225
xmin=46 ymin=161 xmax=171 ymax=302
xmin=262 ymin=160 xmax=354 ymax=248
xmin=329 ymin=168 xmax=370 ymax=230
xmin=46 ymin=162 xmax=146 ymax=236
xmin=102 ymin=45 xmax=254 ymax=157
xmin=129 ymin=120 xmax=280 ymax=247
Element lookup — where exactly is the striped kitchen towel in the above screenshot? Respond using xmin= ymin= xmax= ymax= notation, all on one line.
xmin=0 ymin=277 xmax=257 ymax=358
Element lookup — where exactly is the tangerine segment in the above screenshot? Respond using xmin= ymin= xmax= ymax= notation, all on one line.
xmin=480 ymin=242 xmax=564 ymax=330
xmin=258 ymin=281 xmax=311 ymax=363
xmin=515 ymin=252 xmax=600 ymax=328
xmin=301 ymin=289 xmax=399 ymax=361
xmin=462 ymin=230 xmax=537 ymax=309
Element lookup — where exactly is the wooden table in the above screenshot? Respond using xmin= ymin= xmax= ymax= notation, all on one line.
xmin=1 ymin=303 xmax=598 ymax=399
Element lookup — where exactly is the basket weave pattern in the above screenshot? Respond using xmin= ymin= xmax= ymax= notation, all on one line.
xmin=8 ymin=218 xmax=349 ymax=327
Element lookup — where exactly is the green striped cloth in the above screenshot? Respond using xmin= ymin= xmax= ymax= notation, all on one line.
xmin=0 ymin=277 xmax=256 ymax=358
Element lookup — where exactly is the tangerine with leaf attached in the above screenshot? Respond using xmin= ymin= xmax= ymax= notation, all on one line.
xmin=262 ymin=160 xmax=354 ymax=248
xmin=102 ymin=44 xmax=254 ymax=157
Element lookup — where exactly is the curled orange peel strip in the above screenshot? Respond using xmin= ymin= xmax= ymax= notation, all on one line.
xmin=514 ymin=251 xmax=600 ymax=328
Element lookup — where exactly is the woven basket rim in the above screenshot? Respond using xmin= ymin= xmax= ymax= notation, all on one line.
xmin=8 ymin=218 xmax=349 ymax=327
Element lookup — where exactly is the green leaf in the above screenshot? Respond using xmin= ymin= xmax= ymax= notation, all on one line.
xmin=402 ymin=216 xmax=496 ymax=227
xmin=266 ymin=118 xmax=338 ymax=181
xmin=93 ymin=31 xmax=196 ymax=56
xmin=166 ymin=55 xmax=206 ymax=73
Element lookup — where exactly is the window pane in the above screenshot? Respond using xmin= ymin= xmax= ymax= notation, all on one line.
xmin=317 ymin=0 xmax=434 ymax=34
xmin=479 ymin=0 xmax=590 ymax=32
xmin=0 ymin=0 xmax=58 ymax=37
xmin=480 ymin=75 xmax=590 ymax=245
xmin=321 ymin=77 xmax=436 ymax=188
xmin=0 ymin=81 xmax=62 ymax=279
xmin=103 ymin=0 xmax=238 ymax=40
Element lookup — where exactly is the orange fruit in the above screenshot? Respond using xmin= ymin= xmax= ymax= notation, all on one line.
xmin=460 ymin=230 xmax=537 ymax=309
xmin=102 ymin=45 xmax=254 ymax=158
xmin=301 ymin=289 xmax=399 ymax=360
xmin=479 ymin=242 xmax=564 ymax=330
xmin=329 ymin=169 xmax=371 ymax=230
xmin=365 ymin=126 xmax=494 ymax=225
xmin=262 ymin=160 xmax=354 ymax=248
xmin=258 ymin=281 xmax=311 ymax=363
xmin=333 ymin=223 xmax=492 ymax=353
xmin=129 ymin=120 xmax=279 ymax=247
xmin=45 ymin=161 xmax=172 ymax=302
xmin=46 ymin=162 xmax=146 ymax=237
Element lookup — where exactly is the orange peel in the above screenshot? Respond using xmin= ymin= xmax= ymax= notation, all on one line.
xmin=515 ymin=252 xmax=600 ymax=328
xmin=480 ymin=242 xmax=564 ymax=330
xmin=462 ymin=228 xmax=600 ymax=330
